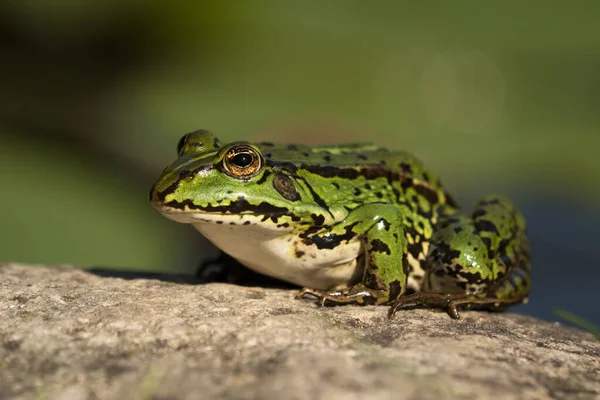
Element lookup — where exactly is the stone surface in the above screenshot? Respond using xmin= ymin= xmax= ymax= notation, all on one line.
xmin=0 ymin=263 xmax=598 ymax=400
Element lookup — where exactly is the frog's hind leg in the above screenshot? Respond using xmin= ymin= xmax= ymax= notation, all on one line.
xmin=388 ymin=195 xmax=531 ymax=319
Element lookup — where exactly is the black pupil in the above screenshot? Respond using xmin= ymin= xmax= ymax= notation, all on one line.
xmin=231 ymin=153 xmax=253 ymax=168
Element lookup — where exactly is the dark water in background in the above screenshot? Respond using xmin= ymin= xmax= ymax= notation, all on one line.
xmin=494 ymin=197 xmax=599 ymax=326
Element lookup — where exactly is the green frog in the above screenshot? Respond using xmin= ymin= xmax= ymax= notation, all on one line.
xmin=149 ymin=130 xmax=531 ymax=319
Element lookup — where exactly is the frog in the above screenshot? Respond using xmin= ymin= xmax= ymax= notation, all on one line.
xmin=149 ymin=129 xmax=531 ymax=319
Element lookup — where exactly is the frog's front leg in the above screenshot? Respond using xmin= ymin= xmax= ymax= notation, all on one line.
xmin=389 ymin=195 xmax=531 ymax=319
xmin=296 ymin=204 xmax=408 ymax=306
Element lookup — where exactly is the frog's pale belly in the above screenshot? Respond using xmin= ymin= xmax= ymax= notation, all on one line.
xmin=192 ymin=220 xmax=364 ymax=290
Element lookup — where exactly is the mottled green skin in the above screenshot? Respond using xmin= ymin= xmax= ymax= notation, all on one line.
xmin=150 ymin=130 xmax=531 ymax=318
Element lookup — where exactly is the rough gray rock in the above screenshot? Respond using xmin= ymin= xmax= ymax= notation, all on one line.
xmin=0 ymin=264 xmax=598 ymax=400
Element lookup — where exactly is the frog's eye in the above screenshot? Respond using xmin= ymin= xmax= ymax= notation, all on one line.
xmin=222 ymin=145 xmax=262 ymax=179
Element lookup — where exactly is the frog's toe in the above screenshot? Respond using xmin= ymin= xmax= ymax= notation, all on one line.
xmin=295 ymin=288 xmax=344 ymax=306
xmin=295 ymin=288 xmax=323 ymax=301
xmin=295 ymin=286 xmax=382 ymax=306
xmin=387 ymin=292 xmax=463 ymax=319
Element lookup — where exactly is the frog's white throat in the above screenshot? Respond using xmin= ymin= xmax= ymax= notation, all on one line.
xmin=181 ymin=212 xmax=365 ymax=290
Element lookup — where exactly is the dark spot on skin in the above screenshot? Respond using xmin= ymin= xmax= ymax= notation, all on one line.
xmin=226 ymin=190 xmax=233 ymax=194
xmin=364 ymin=183 xmax=372 ymax=190
xmin=287 ymin=144 xmax=298 ymax=151
xmin=323 ymin=155 xmax=331 ymax=162
xmin=216 ymin=221 xmax=223 ymax=224
xmin=497 ymin=238 xmax=511 ymax=256
xmin=243 ymin=221 xmax=251 ymax=225
xmin=375 ymin=192 xmax=383 ymax=198
xmin=264 ymin=153 xmax=272 ymax=158
xmin=475 ymin=220 xmax=500 ymax=235
xmin=400 ymin=177 xmax=413 ymax=191
xmin=399 ymin=162 xmax=412 ymax=174
xmin=446 ymin=217 xmax=461 ymax=225
xmin=357 ymin=154 xmax=367 ymax=160
xmin=422 ymin=172 xmax=431 ymax=182
xmin=414 ymin=185 xmax=439 ymax=205
xmin=363 ymin=271 xmax=383 ymax=290
xmin=332 ymin=182 xmax=340 ymax=189
xmin=472 ymin=208 xmax=487 ymax=218
xmin=388 ymin=280 xmax=402 ymax=300
xmin=381 ymin=219 xmax=391 ymax=231
xmin=453 ymin=226 xmax=463 ymax=234
xmin=456 ymin=269 xmax=489 ymax=285
xmin=407 ymin=242 xmax=422 ymax=259
xmin=434 ymin=242 xmax=461 ymax=264
xmin=379 ymin=160 xmax=387 ymax=165
xmin=294 ymin=163 xmax=397 ymax=181
xmin=273 ymin=173 xmax=301 ymax=202
xmin=265 ymin=160 xmax=298 ymax=175
xmin=361 ymin=295 xmax=378 ymax=306
xmin=353 ymin=188 xmax=361 ymax=196
xmin=370 ymin=239 xmax=391 ymax=255
xmin=256 ymin=170 xmax=271 ymax=185
xmin=311 ymin=214 xmax=325 ymax=226
xmin=481 ymin=237 xmax=492 ymax=249
xmin=277 ymin=223 xmax=290 ymax=228
xmin=229 ymin=222 xmax=236 ymax=225
xmin=302 ymin=152 xmax=310 ymax=157
xmin=295 ymin=249 xmax=305 ymax=258
xmin=300 ymin=222 xmax=358 ymax=249
xmin=291 ymin=215 xmax=301 ymax=222
xmin=392 ymin=187 xmax=401 ymax=202
xmin=259 ymin=142 xmax=275 ymax=147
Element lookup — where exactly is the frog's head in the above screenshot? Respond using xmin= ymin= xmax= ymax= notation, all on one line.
xmin=150 ymin=130 xmax=332 ymax=230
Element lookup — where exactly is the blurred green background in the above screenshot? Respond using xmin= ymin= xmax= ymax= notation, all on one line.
xmin=1 ymin=1 xmax=598 ymax=324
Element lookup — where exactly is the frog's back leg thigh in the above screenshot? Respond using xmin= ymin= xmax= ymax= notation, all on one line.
xmin=389 ymin=195 xmax=531 ymax=318
xmin=471 ymin=195 xmax=531 ymax=308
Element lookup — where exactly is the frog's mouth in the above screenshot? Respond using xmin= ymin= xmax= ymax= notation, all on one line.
xmin=151 ymin=193 xmax=295 ymax=226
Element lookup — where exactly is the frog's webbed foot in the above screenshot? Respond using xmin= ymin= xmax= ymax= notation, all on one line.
xmin=295 ymin=284 xmax=386 ymax=307
xmin=387 ymin=292 xmax=529 ymax=320
xmin=387 ymin=293 xmax=472 ymax=319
